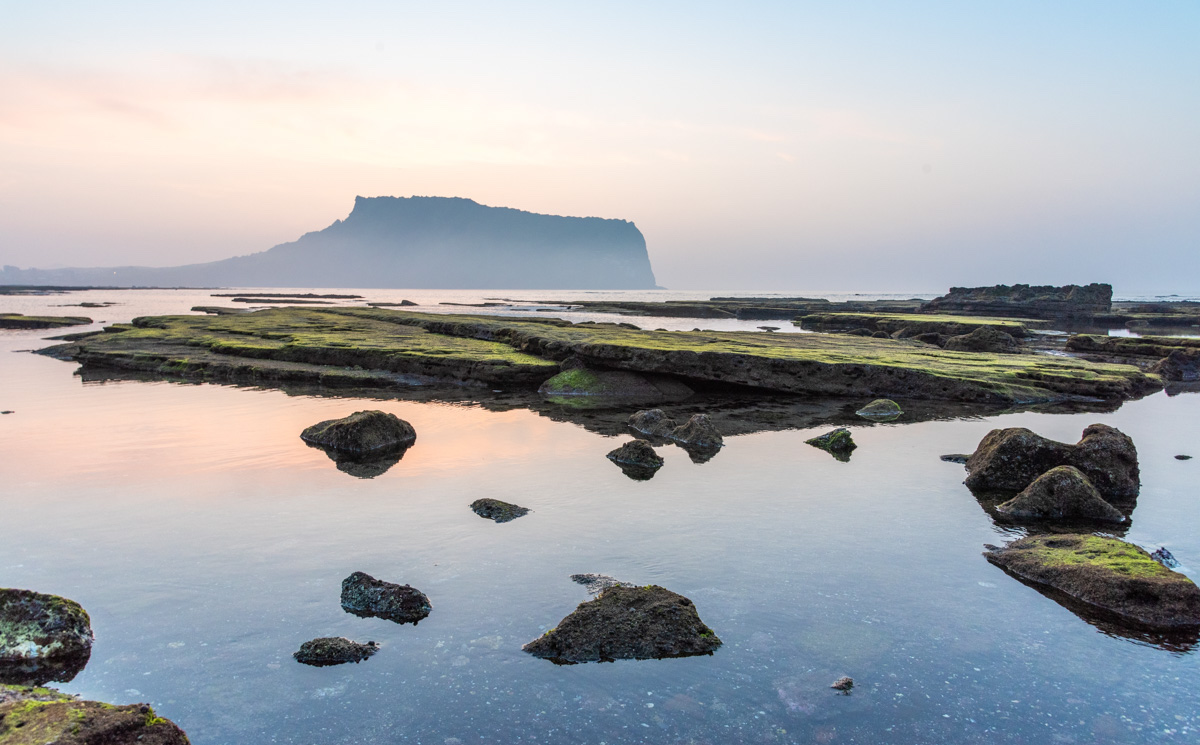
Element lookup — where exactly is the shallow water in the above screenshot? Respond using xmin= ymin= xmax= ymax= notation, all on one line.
xmin=2 ymin=289 xmax=1200 ymax=744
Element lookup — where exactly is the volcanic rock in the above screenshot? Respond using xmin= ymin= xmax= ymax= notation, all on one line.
xmin=522 ymin=585 xmax=722 ymax=663
xmin=340 ymin=571 xmax=431 ymax=625
xmin=0 ymin=688 xmax=189 ymax=744
xmin=805 ymin=428 xmax=857 ymax=461
xmin=628 ymin=409 xmax=678 ymax=437
xmin=470 ymin=498 xmax=530 ymax=523
xmin=570 ymin=574 xmax=633 ymax=596
xmin=964 ymin=424 xmax=1139 ymax=499
xmin=293 ymin=637 xmax=379 ymax=666
xmin=0 ymin=589 xmax=93 ymax=685
xmin=301 ymin=410 xmax=416 ymax=454
xmin=606 ymin=439 xmax=664 ymax=470
xmin=995 ymin=466 xmax=1125 ymax=523
xmin=985 ymin=534 xmax=1200 ymax=628
xmin=943 ymin=326 xmax=1022 ymax=354
xmin=668 ymin=414 xmax=723 ymax=449
xmin=1150 ymin=349 xmax=1200 ymax=382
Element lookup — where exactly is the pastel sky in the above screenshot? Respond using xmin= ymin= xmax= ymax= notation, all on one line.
xmin=2 ymin=1 xmax=1197 ymax=292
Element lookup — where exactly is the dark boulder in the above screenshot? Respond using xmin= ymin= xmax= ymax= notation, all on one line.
xmin=340 ymin=571 xmax=431 ymax=625
xmin=523 ymin=585 xmax=722 ymax=664
xmin=668 ymin=414 xmax=723 ymax=449
xmin=943 ymin=326 xmax=1022 ymax=354
xmin=913 ymin=332 xmax=948 ymax=347
xmin=470 ymin=498 xmax=530 ymax=523
xmin=995 ymin=466 xmax=1125 ymax=523
xmin=1068 ymin=424 xmax=1140 ymax=499
xmin=0 ymin=589 xmax=93 ymax=685
xmin=0 ymin=688 xmax=189 ymax=744
xmin=300 ymin=410 xmax=416 ymax=454
xmin=964 ymin=424 xmax=1139 ymax=499
xmin=628 ymin=409 xmax=678 ymax=437
xmin=294 ymin=637 xmax=379 ymax=666
xmin=606 ymin=439 xmax=664 ymax=470
xmin=805 ymin=428 xmax=856 ymax=461
xmin=830 ymin=676 xmax=854 ymax=692
xmin=1150 ymin=349 xmax=1200 ymax=382
xmin=985 ymin=534 xmax=1200 ymax=628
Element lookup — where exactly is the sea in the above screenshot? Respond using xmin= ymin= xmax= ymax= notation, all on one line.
xmin=2 ymin=287 xmax=1199 ymax=744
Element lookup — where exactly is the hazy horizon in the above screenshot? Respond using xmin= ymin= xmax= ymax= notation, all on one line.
xmin=2 ymin=2 xmax=1198 ymax=294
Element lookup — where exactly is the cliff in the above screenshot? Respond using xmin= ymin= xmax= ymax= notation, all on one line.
xmin=0 ymin=197 xmax=659 ymax=289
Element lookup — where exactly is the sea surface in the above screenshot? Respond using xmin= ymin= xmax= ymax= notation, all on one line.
xmin=2 ymin=288 xmax=1200 ymax=744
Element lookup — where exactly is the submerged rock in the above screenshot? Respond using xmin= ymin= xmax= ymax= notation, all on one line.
xmin=943 ymin=326 xmax=1022 ymax=354
xmin=1177 ymin=455 xmax=1193 ymax=460
xmin=995 ymin=466 xmax=1125 ymax=523
xmin=805 ymin=428 xmax=856 ymax=461
xmin=985 ymin=534 xmax=1200 ymax=629
xmin=940 ymin=453 xmax=971 ymax=464
xmin=628 ymin=408 xmax=678 ymax=437
xmin=523 ymin=585 xmax=722 ymax=663
xmin=570 ymin=574 xmax=634 ymax=596
xmin=668 ymin=413 xmax=724 ymax=449
xmin=470 ymin=498 xmax=530 ymax=523
xmin=1151 ymin=547 xmax=1181 ymax=569
xmin=300 ymin=410 xmax=416 ymax=454
xmin=0 ymin=687 xmax=189 ymax=744
xmin=606 ymin=440 xmax=664 ymax=471
xmin=340 ymin=571 xmax=431 ymax=625
xmin=0 ymin=589 xmax=93 ymax=685
xmin=293 ymin=637 xmax=379 ymax=666
xmin=964 ymin=424 xmax=1139 ymax=499
xmin=830 ymin=676 xmax=854 ymax=693
xmin=855 ymin=399 xmax=902 ymax=419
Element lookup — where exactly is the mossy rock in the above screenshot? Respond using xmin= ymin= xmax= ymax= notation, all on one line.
xmin=606 ymin=439 xmax=663 ymax=469
xmin=0 ymin=314 xmax=92 ymax=330
xmin=523 ymin=585 xmax=722 ymax=663
xmin=0 ymin=590 xmax=93 ymax=686
xmin=667 ymin=414 xmax=723 ymax=449
xmin=469 ymin=498 xmax=530 ymax=523
xmin=293 ymin=637 xmax=379 ymax=667
xmin=855 ymin=399 xmax=902 ymax=419
xmin=0 ymin=692 xmax=188 ymax=744
xmin=300 ymin=410 xmax=416 ymax=454
xmin=995 ymin=466 xmax=1125 ymax=523
xmin=340 ymin=572 xmax=431 ymax=625
xmin=537 ymin=368 xmax=693 ymax=401
xmin=943 ymin=326 xmax=1023 ymax=354
xmin=805 ymin=428 xmax=856 ymax=461
xmin=985 ymin=534 xmax=1200 ymax=628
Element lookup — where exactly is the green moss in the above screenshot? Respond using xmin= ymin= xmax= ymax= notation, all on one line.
xmin=1021 ymin=535 xmax=1176 ymax=579
xmin=541 ymin=368 xmax=604 ymax=393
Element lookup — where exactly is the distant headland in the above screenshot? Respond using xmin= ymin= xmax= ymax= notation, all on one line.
xmin=0 ymin=196 xmax=660 ymax=290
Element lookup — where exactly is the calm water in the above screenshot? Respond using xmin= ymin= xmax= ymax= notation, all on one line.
xmin=2 ymin=288 xmax=1200 ymax=744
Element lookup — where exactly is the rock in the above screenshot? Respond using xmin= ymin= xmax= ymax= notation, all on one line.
xmin=913 ymin=332 xmax=948 ymax=347
xmin=570 ymin=574 xmax=633 ymax=596
xmin=606 ymin=439 xmax=664 ymax=470
xmin=1151 ymin=349 xmax=1200 ymax=382
xmin=964 ymin=424 xmax=1139 ymax=499
xmin=0 ymin=411 xmax=11 ymax=415
xmin=1151 ymin=547 xmax=1180 ymax=569
xmin=757 ymin=326 xmax=780 ymax=332
xmin=805 ymin=428 xmax=856 ymax=461
xmin=830 ymin=676 xmax=854 ymax=692
xmin=0 ymin=314 xmax=92 ymax=329
xmin=628 ymin=409 xmax=678 ymax=437
xmin=1177 ymin=455 xmax=1193 ymax=460
xmin=921 ymin=283 xmax=1113 ymax=319
xmin=0 ymin=688 xmax=189 ymax=744
xmin=522 ymin=585 xmax=722 ymax=663
xmin=538 ymin=368 xmax=693 ymax=400
xmin=293 ymin=637 xmax=379 ymax=666
xmin=320 ymin=448 xmax=406 ymax=479
xmin=0 ymin=590 xmax=93 ymax=685
xmin=668 ymin=414 xmax=723 ymax=449
xmin=985 ymin=534 xmax=1200 ymax=628
xmin=301 ymin=410 xmax=416 ymax=454
xmin=399 ymin=299 xmax=417 ymax=306
xmin=470 ymin=498 xmax=530 ymax=523
xmin=943 ymin=326 xmax=1022 ymax=354
xmin=870 ymin=330 xmax=891 ymax=339
xmin=855 ymin=399 xmax=902 ymax=419
xmin=995 ymin=466 xmax=1125 ymax=523
xmin=940 ymin=453 xmax=971 ymax=464
xmin=846 ymin=328 xmax=873 ymax=336
xmin=340 ymin=571 xmax=431 ymax=625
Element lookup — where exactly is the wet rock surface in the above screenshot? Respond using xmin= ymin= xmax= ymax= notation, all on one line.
xmin=469 ymin=498 xmax=530 ymax=523
xmin=805 ymin=428 xmax=857 ymax=461
xmin=995 ymin=466 xmax=1125 ymax=523
xmin=606 ymin=440 xmax=664 ymax=471
xmin=293 ymin=637 xmax=379 ymax=666
xmin=985 ymin=534 xmax=1200 ymax=629
xmin=668 ymin=413 xmax=723 ymax=449
xmin=964 ymin=424 xmax=1139 ymax=499
xmin=523 ymin=585 xmax=722 ymax=663
xmin=340 ymin=571 xmax=431 ymax=625
xmin=856 ymin=399 xmax=902 ymax=419
xmin=570 ymin=574 xmax=634 ymax=596
xmin=300 ymin=410 xmax=416 ymax=454
xmin=0 ymin=590 xmax=93 ymax=685
xmin=0 ymin=687 xmax=189 ymax=744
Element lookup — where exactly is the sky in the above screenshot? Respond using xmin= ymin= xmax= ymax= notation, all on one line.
xmin=1 ymin=1 xmax=1197 ymax=293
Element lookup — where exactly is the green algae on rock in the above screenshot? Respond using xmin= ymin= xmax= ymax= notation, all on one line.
xmin=797 ymin=312 xmax=1032 ymax=337
xmin=523 ymin=585 xmax=722 ymax=664
xmin=293 ymin=637 xmax=379 ymax=666
xmin=300 ymin=410 xmax=416 ymax=454
xmin=856 ymin=399 xmax=903 ymax=419
xmin=985 ymin=535 xmax=1200 ymax=629
xmin=0 ymin=687 xmax=189 ymax=744
xmin=805 ymin=428 xmax=857 ymax=461
xmin=0 ymin=590 xmax=93 ymax=686
xmin=469 ymin=498 xmax=531 ymax=523
xmin=537 ymin=367 xmax=693 ymax=401
xmin=0 ymin=314 xmax=92 ymax=330
xmin=995 ymin=466 xmax=1125 ymax=523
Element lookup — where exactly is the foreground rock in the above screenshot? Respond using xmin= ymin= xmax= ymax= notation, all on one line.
xmin=0 ymin=313 xmax=92 ymax=329
xmin=922 ymin=283 xmax=1113 ymax=319
xmin=985 ymin=535 xmax=1200 ymax=628
xmin=470 ymin=498 xmax=530 ymax=523
xmin=943 ymin=326 xmax=1023 ymax=354
xmin=669 ymin=414 xmax=723 ymax=449
xmin=965 ymin=424 xmax=1139 ymax=499
xmin=0 ymin=590 xmax=93 ymax=685
xmin=995 ymin=466 xmax=1125 ymax=523
xmin=606 ymin=440 xmax=663 ymax=470
xmin=0 ymin=686 xmax=188 ymax=744
xmin=293 ymin=637 xmax=379 ymax=666
xmin=301 ymin=410 xmax=416 ymax=454
xmin=805 ymin=428 xmax=856 ymax=461
xmin=856 ymin=399 xmax=902 ymax=419
xmin=341 ymin=572 xmax=431 ymax=625
xmin=523 ymin=585 xmax=722 ymax=663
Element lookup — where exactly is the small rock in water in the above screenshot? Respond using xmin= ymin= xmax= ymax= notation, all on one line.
xmin=940 ymin=453 xmax=971 ymax=464
xmin=300 ymin=410 xmax=416 ymax=454
xmin=570 ymin=573 xmax=633 ymax=596
xmin=0 ymin=411 xmax=12 ymax=415
xmin=341 ymin=571 xmax=431 ymax=625
xmin=606 ymin=439 xmax=664 ymax=469
xmin=855 ymin=399 xmax=902 ymax=419
xmin=293 ymin=637 xmax=379 ymax=666
xmin=668 ymin=413 xmax=724 ymax=449
xmin=1151 ymin=547 xmax=1181 ymax=568
xmin=994 ymin=465 xmax=1125 ymax=523
xmin=628 ymin=408 xmax=678 ymax=437
xmin=805 ymin=428 xmax=857 ymax=462
xmin=830 ymin=676 xmax=854 ymax=693
xmin=1176 ymin=454 xmax=1193 ymax=460
xmin=470 ymin=498 xmax=530 ymax=523
xmin=757 ymin=326 xmax=780 ymax=332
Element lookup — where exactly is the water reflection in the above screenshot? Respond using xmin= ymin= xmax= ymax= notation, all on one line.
xmin=0 ymin=648 xmax=91 ymax=687
xmin=305 ymin=441 xmax=412 ymax=479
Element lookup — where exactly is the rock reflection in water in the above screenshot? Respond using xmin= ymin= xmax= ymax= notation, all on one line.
xmin=0 ymin=648 xmax=91 ymax=686
xmin=306 ymin=441 xmax=410 ymax=479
